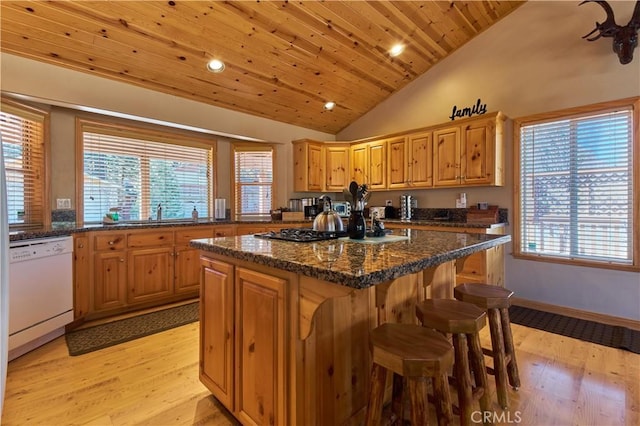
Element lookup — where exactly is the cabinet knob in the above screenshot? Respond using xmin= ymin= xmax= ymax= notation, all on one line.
xmin=78 ymin=243 xmax=84 ymax=248
xmin=109 ymin=241 xmax=115 ymax=245
xmin=119 ymin=258 xmax=125 ymax=262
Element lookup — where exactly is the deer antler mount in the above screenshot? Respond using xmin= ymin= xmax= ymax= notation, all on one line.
xmin=580 ymin=0 xmax=640 ymax=64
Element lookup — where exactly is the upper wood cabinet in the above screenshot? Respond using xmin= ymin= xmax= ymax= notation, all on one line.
xmin=292 ymin=139 xmax=324 ymax=192
xmin=324 ymin=144 xmax=350 ymax=191
xmin=387 ymin=132 xmax=433 ymax=189
xmin=294 ymin=112 xmax=505 ymax=191
xmin=350 ymin=140 xmax=386 ymax=189
xmin=433 ymin=112 xmax=505 ymax=187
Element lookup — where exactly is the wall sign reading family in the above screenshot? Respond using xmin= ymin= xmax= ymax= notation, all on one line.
xmin=449 ymin=98 xmax=487 ymax=121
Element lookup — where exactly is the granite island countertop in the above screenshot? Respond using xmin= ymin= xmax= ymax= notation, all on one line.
xmin=191 ymin=228 xmax=511 ymax=289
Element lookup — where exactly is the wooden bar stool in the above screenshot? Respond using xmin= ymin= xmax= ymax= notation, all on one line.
xmin=454 ymin=283 xmax=521 ymax=409
xmin=365 ymin=323 xmax=454 ymax=426
xmin=416 ymin=299 xmax=491 ymax=426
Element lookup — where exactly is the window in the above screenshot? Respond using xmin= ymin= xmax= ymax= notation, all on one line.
xmin=0 ymin=99 xmax=48 ymax=229
xmin=514 ymin=97 xmax=639 ymax=270
xmin=233 ymin=144 xmax=274 ymax=219
xmin=78 ymin=120 xmax=214 ymax=224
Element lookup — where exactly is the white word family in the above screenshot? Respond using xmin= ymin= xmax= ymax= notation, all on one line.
xmin=449 ymin=98 xmax=487 ymax=121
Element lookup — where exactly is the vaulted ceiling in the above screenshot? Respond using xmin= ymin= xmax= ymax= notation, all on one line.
xmin=1 ymin=1 xmax=525 ymax=134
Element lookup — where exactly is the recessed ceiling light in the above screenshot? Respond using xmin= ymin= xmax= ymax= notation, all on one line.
xmin=389 ymin=43 xmax=405 ymax=57
xmin=324 ymin=101 xmax=336 ymax=111
xmin=207 ymin=59 xmax=225 ymax=73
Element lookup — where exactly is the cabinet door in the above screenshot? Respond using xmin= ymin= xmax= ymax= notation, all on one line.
xmin=368 ymin=140 xmax=386 ymax=189
xmin=200 ymin=258 xmax=235 ymax=410
xmin=235 ymin=267 xmax=286 ymax=426
xmin=407 ymin=131 xmax=433 ymax=188
xmin=93 ymin=251 xmax=127 ymax=311
xmin=350 ymin=143 xmax=367 ymax=184
xmin=307 ymin=144 xmax=324 ymax=192
xmin=73 ymin=236 xmax=91 ymax=319
xmin=174 ymin=247 xmax=202 ymax=294
xmin=387 ymin=137 xmax=407 ymax=189
xmin=433 ymin=126 xmax=462 ymax=186
xmin=461 ymin=119 xmax=494 ymax=185
xmin=325 ymin=145 xmax=350 ymax=191
xmin=127 ymin=247 xmax=174 ymax=304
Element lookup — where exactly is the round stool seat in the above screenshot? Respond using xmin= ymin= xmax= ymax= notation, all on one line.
xmin=370 ymin=323 xmax=453 ymax=377
xmin=416 ymin=299 xmax=486 ymax=335
xmin=365 ymin=323 xmax=455 ymax=426
xmin=454 ymin=283 xmax=513 ymax=310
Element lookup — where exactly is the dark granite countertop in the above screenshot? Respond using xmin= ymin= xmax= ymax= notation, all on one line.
xmin=190 ymin=228 xmax=511 ymax=289
xmin=8 ymin=217 xmax=505 ymax=242
xmin=383 ymin=219 xmax=505 ymax=229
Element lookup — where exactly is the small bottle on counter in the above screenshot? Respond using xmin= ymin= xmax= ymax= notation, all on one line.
xmin=192 ymin=206 xmax=199 ymax=222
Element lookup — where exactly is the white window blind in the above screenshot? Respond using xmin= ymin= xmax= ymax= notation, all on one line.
xmin=234 ymin=146 xmax=273 ymax=218
xmin=519 ymin=109 xmax=633 ymax=265
xmin=81 ymin=124 xmax=213 ymax=223
xmin=0 ymin=102 xmax=47 ymax=229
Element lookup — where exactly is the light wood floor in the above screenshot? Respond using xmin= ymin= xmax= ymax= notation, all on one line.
xmin=2 ymin=321 xmax=638 ymax=425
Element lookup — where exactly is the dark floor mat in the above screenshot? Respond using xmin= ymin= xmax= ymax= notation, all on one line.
xmin=65 ymin=302 xmax=199 ymax=356
xmin=509 ymin=305 xmax=640 ymax=354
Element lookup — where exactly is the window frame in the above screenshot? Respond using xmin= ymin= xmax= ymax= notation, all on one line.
xmin=513 ymin=97 xmax=639 ymax=272
xmin=76 ymin=118 xmax=216 ymax=226
xmin=232 ymin=143 xmax=276 ymax=220
xmin=0 ymin=97 xmax=50 ymax=230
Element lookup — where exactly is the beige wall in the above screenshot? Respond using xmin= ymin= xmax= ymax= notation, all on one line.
xmin=337 ymin=1 xmax=640 ymax=321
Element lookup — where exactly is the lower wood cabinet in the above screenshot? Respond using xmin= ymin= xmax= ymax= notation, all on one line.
xmin=127 ymin=246 xmax=174 ymax=304
xmin=93 ymin=250 xmax=127 ymax=311
xmin=385 ymin=223 xmax=505 ymax=287
xmin=74 ymin=222 xmax=307 ymax=321
xmin=200 ymin=258 xmax=288 ymax=426
xmin=200 ymin=258 xmax=234 ymax=409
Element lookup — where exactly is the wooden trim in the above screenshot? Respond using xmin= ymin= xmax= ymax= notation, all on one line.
xmin=511 ymin=297 xmax=640 ymax=331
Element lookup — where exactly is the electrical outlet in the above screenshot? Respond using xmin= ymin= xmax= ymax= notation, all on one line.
xmin=385 ymin=199 xmax=393 ymax=206
xmin=56 ymin=198 xmax=71 ymax=209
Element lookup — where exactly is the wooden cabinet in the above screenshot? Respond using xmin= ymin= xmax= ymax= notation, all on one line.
xmin=200 ymin=258 xmax=235 ymax=410
xmin=350 ymin=142 xmax=368 ymax=185
xmin=324 ymin=144 xmax=350 ymax=191
xmin=387 ymin=132 xmax=433 ymax=189
xmin=92 ymin=233 xmax=127 ymax=312
xmin=199 ymin=258 xmax=288 ymax=425
xmin=175 ymin=227 xmax=214 ymax=294
xmin=127 ymin=246 xmax=174 ymax=304
xmin=292 ymin=139 xmax=323 ymax=192
xmin=126 ymin=231 xmax=174 ymax=304
xmin=93 ymin=250 xmax=127 ymax=312
xmin=235 ymin=267 xmax=287 ymax=426
xmin=433 ymin=125 xmax=462 ymax=186
xmin=350 ymin=140 xmax=386 ymax=189
xmin=79 ymin=226 xmax=211 ymax=319
xmin=433 ymin=112 xmax=505 ymax=187
xmin=385 ymin=223 xmax=505 ymax=287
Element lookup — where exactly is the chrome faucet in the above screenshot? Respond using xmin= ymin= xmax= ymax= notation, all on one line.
xmin=156 ymin=203 xmax=162 ymax=221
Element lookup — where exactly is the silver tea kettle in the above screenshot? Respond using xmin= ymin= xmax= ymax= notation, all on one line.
xmin=312 ymin=196 xmax=345 ymax=233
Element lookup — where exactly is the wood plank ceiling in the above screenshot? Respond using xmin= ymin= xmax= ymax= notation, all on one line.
xmin=1 ymin=1 xmax=525 ymax=134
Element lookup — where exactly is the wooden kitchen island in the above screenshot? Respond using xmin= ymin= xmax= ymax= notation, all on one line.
xmin=191 ymin=229 xmax=510 ymax=426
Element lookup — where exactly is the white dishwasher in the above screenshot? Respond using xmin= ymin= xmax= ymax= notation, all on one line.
xmin=8 ymin=236 xmax=74 ymax=360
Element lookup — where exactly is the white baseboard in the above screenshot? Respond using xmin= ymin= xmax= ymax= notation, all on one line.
xmin=511 ymin=297 xmax=640 ymax=331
